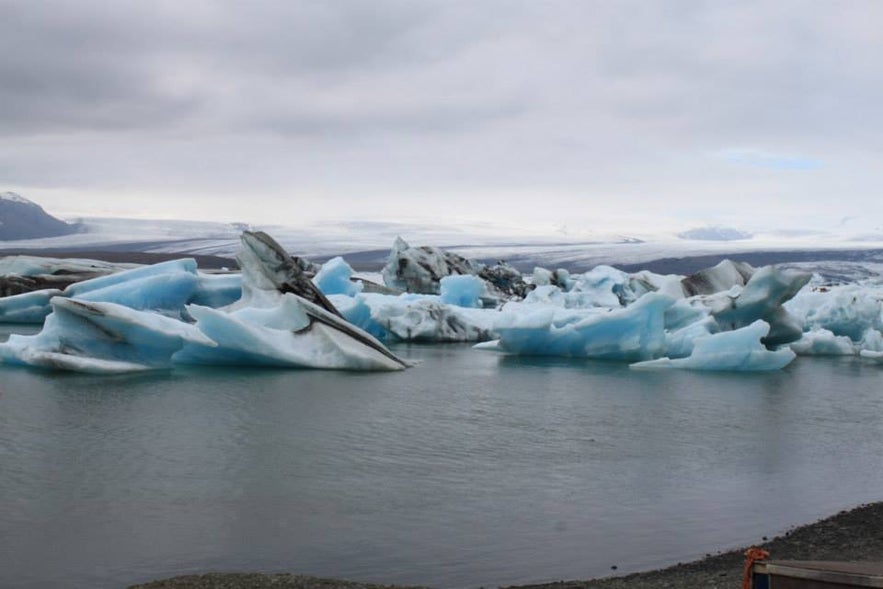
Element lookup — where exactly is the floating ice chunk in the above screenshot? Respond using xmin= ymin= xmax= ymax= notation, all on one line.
xmin=194 ymin=232 xmax=410 ymax=370
xmin=859 ymin=328 xmax=883 ymax=352
xmin=860 ymin=350 xmax=883 ymax=363
xmin=790 ymin=329 xmax=856 ymax=356
xmin=525 ymin=266 xmax=681 ymax=310
xmin=73 ymin=271 xmax=199 ymax=315
xmin=477 ymin=261 xmax=529 ymax=300
xmin=189 ymin=272 xmax=242 ymax=308
xmin=785 ymin=285 xmax=883 ymax=341
xmin=484 ymin=292 xmax=674 ymax=360
xmin=664 ymin=299 xmax=711 ymax=331
xmin=328 ymin=294 xmax=388 ymax=339
xmin=532 ymin=267 xmax=553 ymax=287
xmin=174 ymin=295 xmax=407 ymax=370
xmin=382 ymin=237 xmax=528 ymax=300
xmin=334 ymin=292 xmax=495 ymax=343
xmin=64 ymin=258 xmax=198 ymax=298
xmin=383 ymin=236 xmax=479 ymax=294
xmin=664 ymin=315 xmax=719 ymax=359
xmin=0 ymin=297 xmax=215 ymax=373
xmin=703 ymin=265 xmax=810 ymax=347
xmin=439 ymin=275 xmax=484 ymax=308
xmin=681 ymin=259 xmax=755 ymax=296
xmin=523 ymin=284 xmax=566 ymax=306
xmin=313 ymin=256 xmax=363 ymax=297
xmin=381 ymin=300 xmax=495 ymax=342
xmin=568 ymin=265 xmax=632 ymax=307
xmin=631 ymin=320 xmax=795 ymax=371
xmin=0 ymin=288 xmax=62 ymax=323
xmin=633 ymin=270 xmax=686 ymax=300
xmin=532 ymin=267 xmax=574 ymax=291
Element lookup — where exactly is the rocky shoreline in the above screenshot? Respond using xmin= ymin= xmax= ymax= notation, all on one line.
xmin=130 ymin=501 xmax=883 ymax=589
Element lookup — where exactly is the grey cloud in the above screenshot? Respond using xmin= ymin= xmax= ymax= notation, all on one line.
xmin=3 ymin=0 xmax=883 ymax=230
xmin=0 ymin=1 xmax=512 ymax=136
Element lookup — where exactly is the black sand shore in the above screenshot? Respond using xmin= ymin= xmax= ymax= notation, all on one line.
xmin=129 ymin=501 xmax=883 ymax=589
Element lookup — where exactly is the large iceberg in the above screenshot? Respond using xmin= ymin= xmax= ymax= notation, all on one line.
xmin=0 ymin=232 xmax=409 ymax=373
xmin=785 ymin=284 xmax=882 ymax=342
xmin=783 ymin=281 xmax=883 ymax=358
xmin=174 ymin=231 xmax=409 ymax=370
xmin=0 ymin=256 xmax=242 ymax=323
xmin=382 ymin=236 xmax=529 ymax=301
xmin=687 ymin=265 xmax=810 ymax=347
xmin=0 ymin=297 xmax=215 ymax=373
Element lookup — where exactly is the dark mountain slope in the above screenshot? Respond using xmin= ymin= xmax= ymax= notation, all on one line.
xmin=0 ymin=192 xmax=78 ymax=240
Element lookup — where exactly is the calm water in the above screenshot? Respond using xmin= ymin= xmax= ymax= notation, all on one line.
xmin=2 ymin=325 xmax=883 ymax=589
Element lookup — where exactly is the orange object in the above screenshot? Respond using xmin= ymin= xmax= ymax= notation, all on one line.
xmin=742 ymin=547 xmax=770 ymax=589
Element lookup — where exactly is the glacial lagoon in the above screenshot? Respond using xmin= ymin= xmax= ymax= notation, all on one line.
xmin=2 ymin=332 xmax=883 ymax=589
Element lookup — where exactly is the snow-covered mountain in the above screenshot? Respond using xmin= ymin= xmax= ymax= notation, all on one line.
xmin=0 ymin=192 xmax=78 ymax=241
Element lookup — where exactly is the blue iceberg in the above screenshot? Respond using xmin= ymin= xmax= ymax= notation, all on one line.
xmin=631 ymin=320 xmax=796 ymax=371
xmin=0 ymin=232 xmax=409 ymax=373
xmin=0 ymin=297 xmax=215 ymax=373
xmin=477 ymin=292 xmax=674 ymax=361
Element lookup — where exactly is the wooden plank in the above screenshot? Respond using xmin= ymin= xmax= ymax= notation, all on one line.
xmin=753 ymin=561 xmax=883 ymax=588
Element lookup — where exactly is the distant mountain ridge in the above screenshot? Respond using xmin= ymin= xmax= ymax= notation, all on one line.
xmin=0 ymin=192 xmax=78 ymax=240
xmin=677 ymin=225 xmax=753 ymax=241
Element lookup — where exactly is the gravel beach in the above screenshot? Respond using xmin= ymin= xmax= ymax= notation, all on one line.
xmin=129 ymin=501 xmax=883 ymax=589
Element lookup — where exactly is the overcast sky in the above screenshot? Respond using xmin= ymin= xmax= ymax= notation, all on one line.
xmin=2 ymin=1 xmax=882 ymax=234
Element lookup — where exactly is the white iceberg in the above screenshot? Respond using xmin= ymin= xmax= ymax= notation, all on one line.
xmin=790 ymin=329 xmax=856 ymax=356
xmin=785 ymin=284 xmax=883 ymax=342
